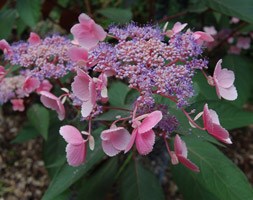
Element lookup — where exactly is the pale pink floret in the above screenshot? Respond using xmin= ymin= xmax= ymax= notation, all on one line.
xmin=203 ymin=104 xmax=232 ymax=144
xmin=0 ymin=39 xmax=12 ymax=56
xmin=213 ymin=59 xmax=237 ymax=101
xmin=67 ymin=46 xmax=88 ymax=66
xmin=101 ymin=126 xmax=131 ymax=156
xmin=11 ymin=99 xmax=25 ymax=112
xmin=165 ymin=22 xmax=187 ymax=37
xmin=40 ymin=91 xmax=65 ymax=120
xmin=36 ymin=80 xmax=53 ymax=93
xmin=60 ymin=125 xmax=87 ymax=166
xmin=70 ymin=13 xmax=107 ymax=50
xmin=23 ymin=77 xmax=40 ymax=93
xmin=172 ymin=134 xmax=199 ymax=172
xmin=28 ymin=32 xmax=41 ymax=45
xmin=125 ymin=111 xmax=162 ymax=155
xmin=193 ymin=31 xmax=214 ymax=45
xmin=236 ymin=37 xmax=251 ymax=50
xmin=203 ymin=26 xmax=217 ymax=36
xmin=71 ymin=68 xmax=97 ymax=118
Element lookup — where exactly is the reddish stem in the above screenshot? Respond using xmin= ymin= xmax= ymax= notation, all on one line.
xmin=181 ymin=108 xmax=205 ymax=131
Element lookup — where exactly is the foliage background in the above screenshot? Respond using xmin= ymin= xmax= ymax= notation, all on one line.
xmin=1 ymin=0 xmax=253 ymax=199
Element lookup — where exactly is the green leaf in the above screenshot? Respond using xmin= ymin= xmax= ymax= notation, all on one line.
xmin=11 ymin=123 xmax=40 ymax=143
xmin=120 ymin=160 xmax=165 ymax=200
xmin=42 ymin=128 xmax=105 ymax=200
xmin=172 ymin=136 xmax=253 ymax=200
xmin=76 ymin=158 xmax=118 ymax=200
xmin=97 ymin=8 xmax=132 ymax=23
xmin=0 ymin=9 xmax=16 ymax=39
xmin=95 ymin=109 xmax=130 ymax=121
xmin=27 ymin=104 xmax=49 ymax=140
xmin=201 ymin=0 xmax=253 ymax=23
xmin=108 ymin=81 xmax=131 ymax=107
xmin=223 ymin=55 xmax=253 ymax=107
xmin=16 ymin=0 xmax=41 ymax=27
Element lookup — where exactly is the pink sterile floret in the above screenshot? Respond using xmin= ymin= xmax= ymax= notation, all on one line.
xmin=165 ymin=22 xmax=187 ymax=37
xmin=125 ymin=110 xmax=163 ymax=155
xmin=40 ymin=91 xmax=65 ymax=121
xmin=171 ymin=134 xmax=199 ymax=172
xmin=71 ymin=68 xmax=97 ymax=118
xmin=23 ymin=77 xmax=40 ymax=93
xmin=213 ymin=59 xmax=237 ymax=101
xmin=101 ymin=126 xmax=131 ymax=156
xmin=67 ymin=46 xmax=89 ymax=65
xmin=0 ymin=39 xmax=12 ymax=56
xmin=11 ymin=99 xmax=25 ymax=112
xmin=36 ymin=80 xmax=53 ymax=93
xmin=193 ymin=31 xmax=214 ymax=45
xmin=60 ymin=125 xmax=87 ymax=166
xmin=28 ymin=32 xmax=41 ymax=45
xmin=70 ymin=13 xmax=107 ymax=50
xmin=203 ymin=104 xmax=232 ymax=144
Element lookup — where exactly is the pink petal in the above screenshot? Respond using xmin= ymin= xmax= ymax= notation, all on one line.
xmin=40 ymin=91 xmax=65 ymax=120
xmin=78 ymin=13 xmax=91 ymax=23
xmin=208 ymin=109 xmax=220 ymax=125
xmin=66 ymin=143 xmax=86 ymax=166
xmin=194 ymin=31 xmax=214 ymax=42
xmin=59 ymin=125 xmax=84 ymax=144
xmin=23 ymin=77 xmax=40 ymax=93
xmin=71 ymin=69 xmax=90 ymax=101
xmin=177 ymin=155 xmax=200 ymax=172
xmin=89 ymin=80 xmax=97 ymax=105
xmin=172 ymin=22 xmax=187 ymax=34
xmin=28 ymin=32 xmax=41 ymax=45
xmin=218 ymin=85 xmax=238 ymax=101
xmin=211 ymin=124 xmax=232 ymax=144
xmin=67 ymin=46 xmax=88 ymax=63
xmin=81 ymin=99 xmax=93 ymax=118
xmin=125 ymin=129 xmax=137 ymax=153
xmin=215 ymin=68 xmax=235 ymax=88
xmin=135 ymin=130 xmax=155 ymax=155
xmin=0 ymin=39 xmax=12 ymax=56
xmin=93 ymin=23 xmax=107 ymax=41
xmin=11 ymin=99 xmax=25 ymax=112
xmin=138 ymin=110 xmax=163 ymax=134
xmin=213 ymin=59 xmax=222 ymax=77
xmin=102 ymin=140 xmax=120 ymax=157
xmin=174 ymin=134 xmax=187 ymax=158
xmin=101 ymin=127 xmax=130 ymax=150
xmin=36 ymin=80 xmax=53 ymax=93
xmin=203 ymin=104 xmax=213 ymax=132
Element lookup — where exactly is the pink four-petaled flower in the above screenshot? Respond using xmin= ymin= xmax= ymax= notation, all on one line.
xmin=203 ymin=103 xmax=232 ymax=144
xmin=60 ymin=125 xmax=87 ymax=166
xmin=101 ymin=126 xmax=131 ymax=156
xmin=171 ymin=134 xmax=199 ymax=172
xmin=11 ymin=99 xmax=25 ymax=112
xmin=71 ymin=68 xmax=97 ymax=118
xmin=40 ymin=91 xmax=65 ymax=120
xmin=213 ymin=59 xmax=238 ymax=101
xmin=70 ymin=13 xmax=107 ymax=50
xmin=125 ymin=110 xmax=162 ymax=155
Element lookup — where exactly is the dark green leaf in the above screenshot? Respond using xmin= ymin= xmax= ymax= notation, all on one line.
xmin=97 ymin=8 xmax=132 ymax=23
xmin=201 ymin=0 xmax=253 ymax=23
xmin=172 ymin=136 xmax=253 ymax=200
xmin=108 ymin=81 xmax=131 ymax=107
xmin=16 ymin=0 xmax=41 ymax=27
xmin=76 ymin=158 xmax=118 ymax=200
xmin=11 ymin=123 xmax=40 ymax=143
xmin=120 ymin=160 xmax=165 ymax=200
xmin=27 ymin=104 xmax=49 ymax=140
xmin=0 ymin=9 xmax=16 ymax=39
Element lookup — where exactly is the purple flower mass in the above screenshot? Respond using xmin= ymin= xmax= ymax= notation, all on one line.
xmin=91 ymin=23 xmax=208 ymax=108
